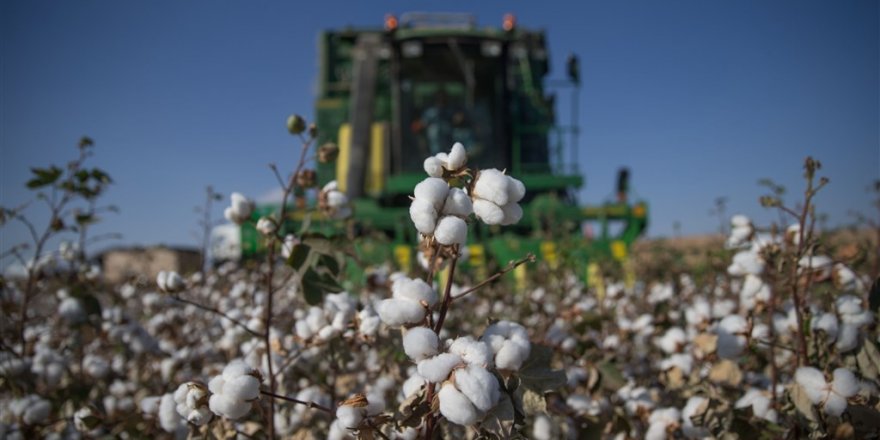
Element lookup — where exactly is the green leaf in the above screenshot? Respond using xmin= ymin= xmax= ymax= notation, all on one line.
xmin=26 ymin=166 xmax=63 ymax=189
xmin=286 ymin=244 xmax=311 ymax=270
xmin=75 ymin=213 xmax=95 ymax=225
xmin=480 ymin=392 xmax=516 ymax=438
xmin=301 ymin=269 xmax=324 ymax=305
xmin=318 ymin=253 xmax=341 ymax=276
xmin=518 ymin=344 xmax=566 ymax=393
xmin=597 ymin=360 xmax=627 ymax=392
xmin=869 ymin=277 xmax=880 ymax=314
xmin=90 ymin=168 xmax=112 ymax=184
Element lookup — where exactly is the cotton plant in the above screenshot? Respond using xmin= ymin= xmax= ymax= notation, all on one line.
xmin=794 ymin=367 xmax=860 ymax=417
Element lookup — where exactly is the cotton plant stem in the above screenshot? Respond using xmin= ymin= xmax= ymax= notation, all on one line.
xmin=172 ymin=295 xmax=262 ymax=338
xmin=452 ymin=253 xmax=535 ymax=302
xmin=260 ymin=390 xmax=333 ymax=413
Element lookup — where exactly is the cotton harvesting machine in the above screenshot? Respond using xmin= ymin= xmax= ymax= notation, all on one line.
xmin=227 ymin=13 xmax=648 ymax=282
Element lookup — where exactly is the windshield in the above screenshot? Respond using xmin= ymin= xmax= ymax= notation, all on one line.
xmin=395 ymin=39 xmax=505 ymax=173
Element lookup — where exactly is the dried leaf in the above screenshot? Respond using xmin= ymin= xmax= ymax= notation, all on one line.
xmin=790 ymin=383 xmax=820 ymax=422
xmin=518 ymin=345 xmax=566 ymax=393
xmin=481 ymin=392 xmax=516 ymax=438
xmin=708 ymin=360 xmax=743 ymax=387
xmin=694 ymin=333 xmax=718 ymax=357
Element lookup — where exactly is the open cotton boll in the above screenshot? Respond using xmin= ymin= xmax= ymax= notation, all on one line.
xmin=449 ymin=336 xmax=494 ymax=367
xmin=159 ymin=393 xmax=181 ymax=433
xmin=716 ymin=315 xmax=748 ymax=359
xmin=336 ymin=404 xmax=364 ymax=429
xmin=438 ymin=383 xmax=480 ymax=426
xmin=209 ymin=393 xmax=251 ymax=419
xmin=505 ymin=175 xmax=526 ymax=202
xmin=446 ymin=142 xmax=467 ymax=170
xmin=377 ymin=298 xmax=426 ymax=327
xmin=473 ymin=169 xmax=510 ymax=206
xmin=735 ymin=389 xmax=777 ymax=423
xmin=727 ymin=251 xmax=765 ymax=276
xmin=811 ymin=313 xmax=839 ymax=341
xmin=424 ymin=156 xmax=444 ymax=177
xmin=731 ymin=214 xmax=751 ymax=228
xmin=453 ymin=365 xmax=500 ymax=412
xmin=410 ymin=198 xmax=438 ymax=235
xmin=224 ymin=375 xmax=261 ymax=401
xmin=482 ymin=320 xmax=531 ymax=370
xmin=646 ymin=407 xmax=680 ymax=440
xmin=392 ymin=277 xmax=438 ymax=306
xmin=434 ymin=216 xmax=468 ymax=246
xmin=417 ymin=353 xmax=463 ymax=383
xmin=655 ymin=327 xmax=686 ymax=354
xmin=414 ymin=178 xmax=450 ymax=210
xmin=500 ymin=202 xmax=523 ymax=225
xmin=442 ymin=188 xmax=473 ymax=217
xmin=681 ymin=396 xmax=709 ymax=439
xmin=473 ymin=199 xmax=505 ymax=225
xmin=795 ymin=366 xmax=828 ymax=404
xmin=256 ymin=217 xmax=276 ymax=236
xmin=403 ymin=327 xmax=440 ymax=361
xmin=222 ymin=361 xmax=255 ymax=382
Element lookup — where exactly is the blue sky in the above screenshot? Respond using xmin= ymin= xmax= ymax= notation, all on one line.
xmin=1 ymin=0 xmax=877 ymax=257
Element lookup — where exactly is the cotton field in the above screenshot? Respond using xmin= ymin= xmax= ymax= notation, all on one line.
xmin=1 ymin=128 xmax=878 ymax=440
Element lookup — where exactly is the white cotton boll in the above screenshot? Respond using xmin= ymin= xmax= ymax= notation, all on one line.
xmin=336 ymin=405 xmax=364 ymax=429
xmin=656 ymin=327 xmax=686 ymax=354
xmin=473 ymin=169 xmax=510 ymax=206
xmin=735 ymin=389 xmax=776 ymax=423
xmin=392 ymin=277 xmax=438 ymax=306
xmin=837 ymin=295 xmax=865 ymax=317
xmin=731 ymin=214 xmax=750 ymax=228
xmin=681 ymin=396 xmax=709 ymax=439
xmin=224 ymin=375 xmax=260 ymax=401
xmin=159 ymin=393 xmax=180 ymax=433
xmin=495 ymin=340 xmax=530 ymax=371
xmin=402 ymin=373 xmax=426 ymax=398
xmin=660 ymin=353 xmax=693 ymax=375
xmin=438 ymin=383 xmax=480 ymax=426
xmin=831 ymin=368 xmax=859 ymax=399
xmin=256 ymin=217 xmax=276 ymax=236
xmin=403 ymin=327 xmax=440 ymax=361
xmin=812 ymin=313 xmax=839 ymax=341
xmin=836 ymin=324 xmax=860 ymax=352
xmin=222 ymin=361 xmax=253 ymax=382
xmin=21 ymin=397 xmax=50 ymax=425
xmin=323 ymin=180 xmax=339 ymax=192
xmin=473 ymin=199 xmax=505 ymax=225
xmin=728 ymin=251 xmax=764 ymax=276
xmin=417 ymin=353 xmax=463 ymax=383
xmin=454 ymin=365 xmax=499 ymax=412
xmin=58 ymin=297 xmax=86 ymax=324
xmin=413 ymin=178 xmax=450 ymax=210
xmin=449 ymin=336 xmax=494 ymax=367
xmin=833 ymin=264 xmax=858 ymax=291
xmin=409 ymin=198 xmax=438 ymax=235
xmin=188 ymin=408 xmax=212 ymax=426
xmin=208 ymin=376 xmax=226 ymax=394
xmin=795 ymin=367 xmax=828 ymax=404
xmin=500 ymin=202 xmax=523 ymax=225
xmin=442 ymin=188 xmax=473 ymax=217
xmin=533 ymin=414 xmax=553 ymax=440
xmin=716 ymin=315 xmax=747 ymax=359
xmin=209 ymin=394 xmax=251 ymax=419
xmin=225 ymin=192 xmax=254 ymax=224
xmin=377 ymin=298 xmax=426 ymax=327
xmin=424 ymin=156 xmax=444 ymax=177
xmin=434 ymin=216 xmax=467 ymax=246
xmin=326 ymin=191 xmax=348 ymax=209
xmin=446 ymin=142 xmax=467 ymax=170
xmin=505 ymin=175 xmax=526 ymax=203
xmin=317 ymin=325 xmax=339 ymax=342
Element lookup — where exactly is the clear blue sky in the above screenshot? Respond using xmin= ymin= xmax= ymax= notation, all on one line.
xmin=1 ymin=0 xmax=877 ymax=256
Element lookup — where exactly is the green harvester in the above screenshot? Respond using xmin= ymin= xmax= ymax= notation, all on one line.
xmin=241 ymin=13 xmax=648 ymax=283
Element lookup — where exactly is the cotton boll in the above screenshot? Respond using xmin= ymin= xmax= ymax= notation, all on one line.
xmin=811 ymin=313 xmax=839 ymax=341
xmin=681 ymin=396 xmax=709 ymax=439
xmin=336 ymin=405 xmax=364 ymax=429
xmin=731 ymin=215 xmax=750 ymax=228
xmin=473 ymin=199 xmax=505 ymax=225
xmin=795 ymin=367 xmax=827 ymax=404
xmin=500 ymin=202 xmax=523 ymax=226
xmin=424 ymin=156 xmax=444 ymax=177
xmin=505 ymin=175 xmax=526 ymax=203
xmin=209 ymin=394 xmax=251 ymax=419
xmin=438 ymin=383 xmax=480 ymax=426
xmin=716 ymin=315 xmax=747 ymax=359
xmin=454 ymin=365 xmax=499 ymax=412
xmin=159 ymin=393 xmax=180 ymax=433
xmin=836 ymin=324 xmax=860 ymax=352
xmin=417 ymin=353 xmax=463 ymax=383
xmin=409 ymin=198 xmax=438 ymax=235
xmin=655 ymin=327 xmax=686 ymax=354
xmin=256 ymin=217 xmax=276 ymax=236
xmin=222 ymin=361 xmax=254 ymax=382
xmin=449 ymin=337 xmax=494 ymax=367
xmin=446 ymin=142 xmax=467 ymax=170
xmin=532 ymin=414 xmax=553 ymax=440
xmin=224 ymin=375 xmax=261 ymax=401
xmin=831 ymin=368 xmax=859 ymax=399
xmin=442 ymin=188 xmax=473 ymax=217
xmin=392 ymin=277 xmax=438 ymax=306
xmin=402 ymin=373 xmax=426 ymax=398
xmin=495 ymin=340 xmax=530 ymax=371
xmin=403 ymin=327 xmax=440 ymax=361
xmin=473 ymin=169 xmax=510 ymax=206
xmin=414 ymin=178 xmax=450 ymax=210
xmin=728 ymin=251 xmax=764 ymax=276
xmin=377 ymin=298 xmax=426 ymax=327
xmin=735 ymin=389 xmax=776 ymax=423
xmin=434 ymin=216 xmax=467 ymax=246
